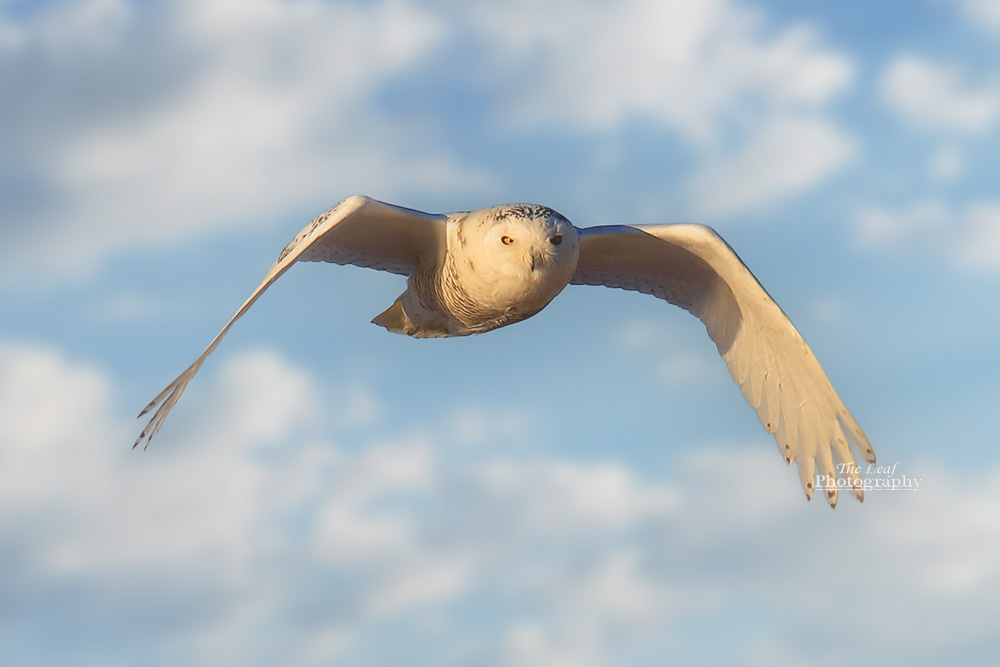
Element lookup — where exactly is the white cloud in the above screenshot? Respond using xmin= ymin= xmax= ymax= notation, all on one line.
xmin=950 ymin=0 xmax=1000 ymax=34
xmin=208 ymin=348 xmax=320 ymax=443
xmin=446 ymin=404 xmax=537 ymax=447
xmin=685 ymin=115 xmax=857 ymax=219
xmin=615 ymin=318 xmax=663 ymax=351
xmin=0 ymin=0 xmax=489 ymax=286
xmin=855 ymin=197 xmax=1000 ymax=272
xmin=479 ymin=459 xmax=678 ymax=531
xmin=954 ymin=203 xmax=1000 ymax=270
xmin=806 ymin=294 xmax=850 ymax=326
xmin=473 ymin=0 xmax=860 ymax=220
xmin=4 ymin=337 xmax=999 ymax=665
xmin=312 ymin=438 xmax=433 ymax=562
xmin=472 ymin=0 xmax=853 ymax=146
xmin=88 ymin=288 xmax=169 ymax=323
xmin=0 ymin=0 xmax=860 ymax=284
xmin=569 ymin=550 xmax=665 ymax=621
xmin=656 ymin=352 xmax=720 ymax=385
xmin=0 ymin=344 xmax=322 ymax=580
xmin=613 ymin=316 xmax=729 ymax=387
xmin=336 ymin=385 xmax=383 ymax=429
xmin=880 ymin=54 xmax=1000 ymax=132
xmin=855 ymin=198 xmax=951 ymax=249
xmin=362 ymin=553 xmax=472 ymax=617
xmin=0 ymin=340 xmax=114 ymax=454
xmin=507 ymin=622 xmax=603 ymax=667
xmin=927 ymin=145 xmax=965 ymax=183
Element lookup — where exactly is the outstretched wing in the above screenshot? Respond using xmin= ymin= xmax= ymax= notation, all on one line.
xmin=571 ymin=224 xmax=875 ymax=507
xmin=135 ymin=195 xmax=447 ymax=449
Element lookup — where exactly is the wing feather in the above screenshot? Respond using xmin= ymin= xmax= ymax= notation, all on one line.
xmin=571 ymin=224 xmax=874 ymax=505
xmin=135 ymin=195 xmax=446 ymax=449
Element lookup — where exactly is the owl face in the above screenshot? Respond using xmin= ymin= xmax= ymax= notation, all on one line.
xmin=477 ymin=204 xmax=579 ymax=277
xmin=447 ymin=204 xmax=580 ymax=318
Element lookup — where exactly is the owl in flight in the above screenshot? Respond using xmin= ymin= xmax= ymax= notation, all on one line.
xmin=137 ymin=196 xmax=875 ymax=507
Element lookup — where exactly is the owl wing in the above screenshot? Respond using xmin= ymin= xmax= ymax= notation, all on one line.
xmin=570 ymin=224 xmax=874 ymax=507
xmin=135 ymin=195 xmax=446 ymax=449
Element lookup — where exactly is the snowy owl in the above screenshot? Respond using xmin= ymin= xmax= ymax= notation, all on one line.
xmin=137 ymin=195 xmax=875 ymax=507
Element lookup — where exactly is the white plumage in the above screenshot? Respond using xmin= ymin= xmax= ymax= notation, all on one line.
xmin=137 ymin=195 xmax=875 ymax=507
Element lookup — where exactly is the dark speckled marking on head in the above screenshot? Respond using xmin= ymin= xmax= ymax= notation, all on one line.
xmin=496 ymin=204 xmax=567 ymax=223
xmin=478 ymin=204 xmax=569 ymax=229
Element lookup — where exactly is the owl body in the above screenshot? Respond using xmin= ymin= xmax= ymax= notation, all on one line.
xmin=372 ymin=204 xmax=580 ymax=337
xmin=137 ymin=195 xmax=874 ymax=507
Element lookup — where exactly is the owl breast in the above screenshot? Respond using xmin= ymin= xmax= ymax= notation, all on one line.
xmin=436 ymin=254 xmax=549 ymax=333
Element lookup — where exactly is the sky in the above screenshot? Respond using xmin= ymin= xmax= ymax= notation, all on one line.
xmin=2 ymin=0 xmax=999 ymax=664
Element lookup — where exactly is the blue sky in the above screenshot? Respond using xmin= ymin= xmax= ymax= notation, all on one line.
xmin=2 ymin=0 xmax=999 ymax=664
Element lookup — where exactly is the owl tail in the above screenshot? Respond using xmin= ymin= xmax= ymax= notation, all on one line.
xmin=371 ymin=296 xmax=411 ymax=335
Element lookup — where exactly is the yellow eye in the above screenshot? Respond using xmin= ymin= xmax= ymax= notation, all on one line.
xmin=501 ymin=235 xmax=515 ymax=245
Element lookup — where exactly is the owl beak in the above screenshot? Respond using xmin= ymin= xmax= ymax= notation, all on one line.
xmin=528 ymin=249 xmax=544 ymax=272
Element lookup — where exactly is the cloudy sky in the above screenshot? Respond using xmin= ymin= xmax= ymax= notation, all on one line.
xmin=2 ymin=0 xmax=999 ymax=664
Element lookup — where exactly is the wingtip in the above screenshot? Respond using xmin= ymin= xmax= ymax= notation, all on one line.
xmin=137 ymin=396 xmax=161 ymax=419
xmin=133 ymin=416 xmax=154 ymax=450
xmin=133 ymin=430 xmax=156 ymax=451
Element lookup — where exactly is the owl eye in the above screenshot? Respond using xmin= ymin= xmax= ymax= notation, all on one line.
xmin=550 ymin=235 xmax=563 ymax=246
xmin=501 ymin=235 xmax=515 ymax=245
